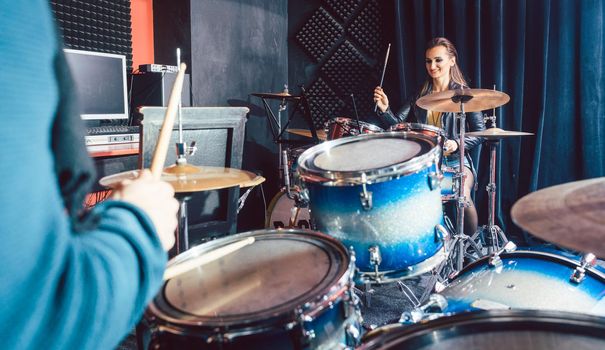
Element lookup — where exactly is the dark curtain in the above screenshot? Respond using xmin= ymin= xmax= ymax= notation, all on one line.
xmin=392 ymin=0 xmax=605 ymax=243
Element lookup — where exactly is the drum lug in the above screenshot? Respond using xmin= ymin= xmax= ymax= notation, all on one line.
xmin=303 ymin=329 xmax=316 ymax=342
xmin=359 ymin=174 xmax=373 ymax=210
xmin=434 ymin=224 xmax=450 ymax=243
xmin=570 ymin=253 xmax=596 ymax=284
xmin=369 ymin=245 xmax=382 ymax=271
xmin=345 ymin=323 xmax=361 ymax=347
xmin=488 ymin=241 xmax=517 ymax=267
xmin=428 ymin=171 xmax=443 ymax=191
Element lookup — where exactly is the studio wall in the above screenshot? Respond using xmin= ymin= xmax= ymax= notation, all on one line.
xmin=154 ymin=0 xmax=289 ymax=230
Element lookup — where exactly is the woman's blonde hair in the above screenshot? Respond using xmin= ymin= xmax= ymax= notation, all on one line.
xmin=420 ymin=37 xmax=468 ymax=95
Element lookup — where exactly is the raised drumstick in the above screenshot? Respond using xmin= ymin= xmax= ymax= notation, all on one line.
xmin=150 ymin=62 xmax=187 ymax=178
xmin=374 ymin=43 xmax=391 ymax=112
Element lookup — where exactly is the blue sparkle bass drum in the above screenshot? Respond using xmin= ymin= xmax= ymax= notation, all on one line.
xmin=403 ymin=250 xmax=605 ymax=323
xmin=297 ymin=132 xmax=448 ymax=283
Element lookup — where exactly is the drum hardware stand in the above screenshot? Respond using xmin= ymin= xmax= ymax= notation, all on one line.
xmin=476 ymin=110 xmax=510 ymax=254
xmin=446 ymin=92 xmax=483 ymax=272
xmin=399 ymin=294 xmax=447 ymax=324
xmin=280 ymin=150 xmax=309 ymax=227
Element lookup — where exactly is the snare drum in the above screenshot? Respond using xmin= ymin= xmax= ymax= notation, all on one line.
xmin=360 ymin=310 xmax=605 ymax=350
xmin=325 ymin=117 xmax=383 ymax=140
xmin=405 ymin=250 xmax=605 ymax=322
xmin=265 ymin=190 xmax=312 ymax=229
xmin=138 ymin=229 xmax=362 ymax=349
xmin=389 ymin=123 xmax=446 ymax=167
xmin=297 ymin=132 xmax=447 ymax=283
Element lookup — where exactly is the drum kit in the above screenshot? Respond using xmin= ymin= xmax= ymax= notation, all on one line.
xmin=102 ymin=77 xmax=605 ymax=349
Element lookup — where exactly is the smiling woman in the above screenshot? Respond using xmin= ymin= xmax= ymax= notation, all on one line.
xmin=372 ymin=37 xmax=485 ymax=236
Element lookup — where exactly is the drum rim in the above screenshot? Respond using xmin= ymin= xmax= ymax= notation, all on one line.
xmin=387 ymin=122 xmax=445 ymax=136
xmin=297 ymin=131 xmax=441 ymax=186
xmin=359 ymin=309 xmax=605 ymax=349
xmin=325 ymin=116 xmax=385 ymax=133
xmin=149 ymin=229 xmax=355 ymax=330
xmin=453 ymin=250 xmax=605 ymax=282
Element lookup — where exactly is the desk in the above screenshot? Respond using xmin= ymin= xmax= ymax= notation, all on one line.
xmin=88 ymin=142 xmax=139 ymax=158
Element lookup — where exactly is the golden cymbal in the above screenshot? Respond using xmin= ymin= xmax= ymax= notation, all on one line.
xmin=251 ymin=92 xmax=300 ymax=100
xmin=286 ymin=128 xmax=327 ymax=141
xmin=511 ymin=177 xmax=605 ymax=257
xmin=99 ymin=164 xmax=265 ymax=193
xmin=416 ymin=88 xmax=510 ymax=113
xmin=465 ymin=127 xmax=534 ymax=139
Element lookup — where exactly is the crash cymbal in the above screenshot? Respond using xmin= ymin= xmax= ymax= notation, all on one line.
xmin=251 ymin=92 xmax=300 ymax=100
xmin=286 ymin=128 xmax=327 ymax=141
xmin=99 ymin=164 xmax=265 ymax=193
xmin=511 ymin=177 xmax=605 ymax=257
xmin=466 ymin=127 xmax=534 ymax=139
xmin=416 ymin=89 xmax=510 ymax=113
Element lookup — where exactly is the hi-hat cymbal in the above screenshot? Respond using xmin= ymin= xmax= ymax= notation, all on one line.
xmin=99 ymin=164 xmax=265 ymax=193
xmin=251 ymin=92 xmax=300 ymax=100
xmin=287 ymin=128 xmax=327 ymax=141
xmin=511 ymin=177 xmax=605 ymax=257
xmin=416 ymin=89 xmax=510 ymax=113
xmin=466 ymin=127 xmax=534 ymax=139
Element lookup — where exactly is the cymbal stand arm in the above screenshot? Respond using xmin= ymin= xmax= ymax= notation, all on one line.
xmin=175 ymin=195 xmax=191 ymax=254
xmin=455 ymin=101 xmax=467 ymax=271
xmin=175 ymin=48 xmax=191 ymax=166
xmin=282 ymin=150 xmax=296 ymax=200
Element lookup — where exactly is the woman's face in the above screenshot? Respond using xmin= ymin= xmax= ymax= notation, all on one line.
xmin=425 ymin=45 xmax=455 ymax=80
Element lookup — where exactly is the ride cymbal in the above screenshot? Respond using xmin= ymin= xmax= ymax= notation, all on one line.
xmin=511 ymin=177 xmax=605 ymax=257
xmin=99 ymin=164 xmax=265 ymax=193
xmin=465 ymin=128 xmax=534 ymax=139
xmin=416 ymin=89 xmax=510 ymax=113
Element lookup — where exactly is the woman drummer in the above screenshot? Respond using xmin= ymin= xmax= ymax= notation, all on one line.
xmin=374 ymin=37 xmax=485 ymax=236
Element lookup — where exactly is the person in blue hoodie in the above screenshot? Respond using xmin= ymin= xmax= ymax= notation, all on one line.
xmin=0 ymin=1 xmax=179 ymax=349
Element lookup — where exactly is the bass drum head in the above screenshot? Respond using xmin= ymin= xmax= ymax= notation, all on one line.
xmin=265 ymin=191 xmax=312 ymax=229
xmin=360 ymin=310 xmax=605 ymax=350
xmin=151 ymin=229 xmax=350 ymax=328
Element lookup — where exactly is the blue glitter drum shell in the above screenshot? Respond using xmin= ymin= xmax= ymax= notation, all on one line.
xmin=307 ymin=167 xmax=444 ymax=271
xmin=297 ymin=132 xmax=446 ymax=278
xmin=439 ymin=251 xmax=605 ymax=316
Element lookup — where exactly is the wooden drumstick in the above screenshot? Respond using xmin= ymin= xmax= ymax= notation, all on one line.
xmin=374 ymin=43 xmax=391 ymax=112
xmin=150 ymin=62 xmax=187 ymax=178
xmin=163 ymin=236 xmax=255 ymax=280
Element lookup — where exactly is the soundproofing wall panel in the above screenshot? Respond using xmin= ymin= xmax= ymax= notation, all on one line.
xmin=292 ymin=0 xmax=389 ymax=124
xmin=50 ymin=0 xmax=133 ymax=70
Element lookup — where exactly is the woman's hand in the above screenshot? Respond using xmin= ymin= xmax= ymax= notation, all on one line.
xmin=373 ymin=86 xmax=389 ymax=113
xmin=443 ymin=139 xmax=458 ymax=156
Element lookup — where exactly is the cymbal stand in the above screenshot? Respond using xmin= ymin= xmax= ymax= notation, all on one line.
xmin=174 ymin=48 xmax=197 ymax=166
xmin=442 ymin=93 xmax=483 ymax=273
xmin=477 ymin=114 xmax=509 ymax=254
xmin=281 ymin=150 xmax=308 ymax=227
